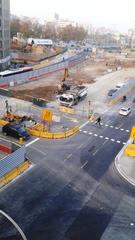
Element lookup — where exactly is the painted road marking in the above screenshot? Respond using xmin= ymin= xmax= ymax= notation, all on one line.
xmin=81 ymin=131 xmax=125 ymax=145
xmin=67 ymin=153 xmax=72 ymax=159
xmin=30 ymin=146 xmax=47 ymax=156
xmin=25 ymin=138 xmax=39 ymax=147
xmin=80 ymin=121 xmax=89 ymax=129
xmin=93 ymin=139 xmax=108 ymax=156
xmin=78 ymin=143 xmax=85 ymax=149
xmin=96 ymin=123 xmax=130 ymax=132
xmin=79 ymin=123 xmax=130 ymax=134
xmin=0 ymin=210 xmax=27 ymax=240
xmin=81 ymin=161 xmax=88 ymax=169
xmin=64 ymin=154 xmax=72 ymax=162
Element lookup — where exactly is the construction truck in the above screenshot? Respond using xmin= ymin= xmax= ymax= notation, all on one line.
xmin=59 ymin=85 xmax=87 ymax=107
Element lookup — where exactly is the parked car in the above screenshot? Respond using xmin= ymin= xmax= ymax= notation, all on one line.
xmin=116 ymin=83 xmax=125 ymax=89
xmin=108 ymin=89 xmax=117 ymax=96
xmin=2 ymin=123 xmax=30 ymax=140
xmin=119 ymin=107 xmax=131 ymax=116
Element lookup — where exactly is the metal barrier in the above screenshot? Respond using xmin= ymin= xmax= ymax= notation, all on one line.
xmin=29 ymin=125 xmax=79 ymax=139
xmin=0 ymin=146 xmax=26 ymax=178
xmin=0 ymin=160 xmax=29 ymax=188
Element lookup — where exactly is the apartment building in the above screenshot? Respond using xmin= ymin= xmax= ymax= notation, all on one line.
xmin=0 ymin=0 xmax=10 ymax=70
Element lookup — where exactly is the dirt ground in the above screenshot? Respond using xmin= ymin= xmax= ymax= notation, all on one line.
xmin=11 ymin=52 xmax=135 ymax=102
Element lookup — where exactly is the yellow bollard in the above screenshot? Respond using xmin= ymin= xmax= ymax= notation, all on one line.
xmin=19 ymin=137 xmax=24 ymax=145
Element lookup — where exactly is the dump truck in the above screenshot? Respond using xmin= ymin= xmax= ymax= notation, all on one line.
xmin=59 ymin=85 xmax=87 ymax=107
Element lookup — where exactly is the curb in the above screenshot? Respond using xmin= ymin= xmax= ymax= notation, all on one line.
xmin=115 ymin=142 xmax=135 ymax=186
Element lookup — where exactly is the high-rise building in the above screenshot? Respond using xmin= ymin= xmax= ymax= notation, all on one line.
xmin=0 ymin=0 xmax=10 ymax=70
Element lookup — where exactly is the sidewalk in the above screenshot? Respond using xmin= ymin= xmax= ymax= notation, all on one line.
xmin=115 ymin=140 xmax=135 ymax=186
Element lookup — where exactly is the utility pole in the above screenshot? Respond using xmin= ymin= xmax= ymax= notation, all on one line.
xmin=88 ymin=100 xmax=91 ymax=116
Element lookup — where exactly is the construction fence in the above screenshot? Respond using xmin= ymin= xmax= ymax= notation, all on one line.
xmin=109 ymin=79 xmax=135 ymax=105
xmin=0 ymin=51 xmax=90 ymax=88
xmin=0 ymin=145 xmax=26 ymax=179
xmin=29 ymin=125 xmax=79 ymax=139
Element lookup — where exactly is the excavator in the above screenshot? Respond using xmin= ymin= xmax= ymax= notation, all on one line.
xmin=58 ymin=68 xmax=72 ymax=94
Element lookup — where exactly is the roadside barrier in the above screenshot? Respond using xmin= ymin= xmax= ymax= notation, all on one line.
xmin=0 ymin=119 xmax=8 ymax=126
xmin=0 ymin=160 xmax=29 ymax=188
xmin=59 ymin=106 xmax=75 ymax=114
xmin=88 ymin=113 xmax=97 ymax=121
xmin=29 ymin=125 xmax=79 ymax=139
xmin=124 ymin=144 xmax=135 ymax=157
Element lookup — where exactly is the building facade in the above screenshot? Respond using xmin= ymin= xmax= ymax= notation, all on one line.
xmin=0 ymin=0 xmax=10 ymax=70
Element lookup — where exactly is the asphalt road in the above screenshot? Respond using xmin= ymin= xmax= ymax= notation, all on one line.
xmin=1 ymin=105 xmax=135 ymax=239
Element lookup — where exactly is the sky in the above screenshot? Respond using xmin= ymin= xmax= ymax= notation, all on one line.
xmin=10 ymin=0 xmax=135 ymax=32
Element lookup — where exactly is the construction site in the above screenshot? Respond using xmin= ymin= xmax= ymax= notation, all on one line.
xmin=9 ymin=50 xmax=135 ymax=104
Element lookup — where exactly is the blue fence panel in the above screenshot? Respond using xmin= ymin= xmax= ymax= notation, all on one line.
xmin=0 ymin=146 xmax=26 ymax=178
xmin=0 ymin=51 xmax=90 ymax=87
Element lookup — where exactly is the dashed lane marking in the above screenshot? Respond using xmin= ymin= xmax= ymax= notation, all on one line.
xmin=81 ymin=130 xmax=126 ymax=145
xmin=80 ymin=122 xmax=130 ymax=133
xmin=93 ymin=139 xmax=108 ymax=156
xmin=67 ymin=153 xmax=72 ymax=159
xmin=64 ymin=153 xmax=72 ymax=162
xmin=78 ymin=143 xmax=85 ymax=149
xmin=81 ymin=161 xmax=88 ymax=169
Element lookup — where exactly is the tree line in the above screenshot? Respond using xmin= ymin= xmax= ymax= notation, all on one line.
xmin=11 ymin=15 xmax=88 ymax=42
